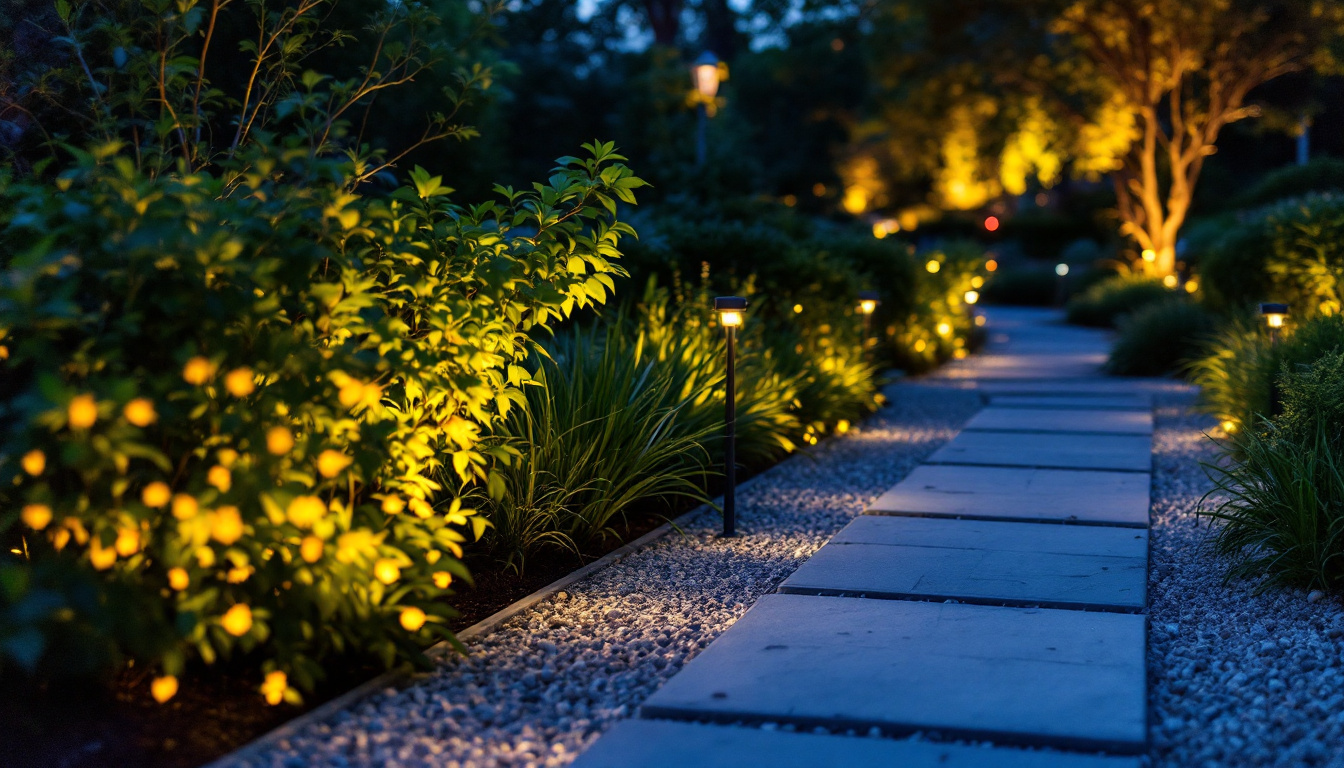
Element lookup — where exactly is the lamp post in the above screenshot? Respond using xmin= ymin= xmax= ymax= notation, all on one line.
xmin=1260 ymin=303 xmax=1288 ymax=347
xmin=714 ymin=296 xmax=747 ymax=537
xmin=1054 ymin=262 xmax=1069 ymax=306
xmin=857 ymin=290 xmax=880 ymax=355
xmin=692 ymin=51 xmax=721 ymax=167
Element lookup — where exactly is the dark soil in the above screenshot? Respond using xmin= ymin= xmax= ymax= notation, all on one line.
xmin=2 ymin=503 xmax=693 ymax=768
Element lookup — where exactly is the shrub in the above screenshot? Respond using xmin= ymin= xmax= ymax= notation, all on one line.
xmin=1231 ymin=157 xmax=1344 ymax=211
xmin=1200 ymin=352 xmax=1344 ymax=591
xmin=1200 ymin=194 xmax=1344 ymax=316
xmin=1192 ymin=314 xmax=1344 ymax=434
xmin=1065 ymin=275 xmax=1171 ymax=327
xmin=1106 ymin=299 xmax=1217 ymax=376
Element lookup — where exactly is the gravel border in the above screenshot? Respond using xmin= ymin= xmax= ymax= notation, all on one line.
xmin=224 ymin=382 xmax=982 ymax=768
xmin=1148 ymin=393 xmax=1344 ymax=768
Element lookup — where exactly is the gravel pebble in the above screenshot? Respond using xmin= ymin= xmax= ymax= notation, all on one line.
xmin=1149 ymin=393 xmax=1344 ymax=768
xmin=235 ymin=383 xmax=981 ymax=768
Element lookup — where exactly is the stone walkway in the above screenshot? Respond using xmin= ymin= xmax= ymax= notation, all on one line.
xmin=573 ymin=307 xmax=1163 ymax=767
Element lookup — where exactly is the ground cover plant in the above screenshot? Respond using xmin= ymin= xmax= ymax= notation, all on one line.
xmin=1106 ymin=299 xmax=1217 ymax=376
xmin=1065 ymin=274 xmax=1172 ymax=328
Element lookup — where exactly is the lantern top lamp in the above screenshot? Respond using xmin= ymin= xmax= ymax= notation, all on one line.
xmin=715 ymin=296 xmax=747 ymax=328
xmin=1259 ymin=302 xmax=1288 ymax=328
xmin=858 ymin=290 xmax=880 ymax=315
xmin=693 ymin=51 xmax=721 ymax=100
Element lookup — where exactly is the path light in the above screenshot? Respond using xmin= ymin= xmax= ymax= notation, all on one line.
xmin=964 ymin=290 xmax=980 ymax=305
xmin=858 ymin=290 xmax=880 ymax=356
xmin=1055 ymin=263 xmax=1069 ymax=277
xmin=692 ymin=51 xmax=721 ymax=167
xmin=1260 ymin=303 xmax=1288 ymax=346
xmin=714 ymin=296 xmax=747 ymax=537
xmin=1055 ymin=263 xmax=1069 ymax=307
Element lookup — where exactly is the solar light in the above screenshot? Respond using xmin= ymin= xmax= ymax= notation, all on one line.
xmin=857 ymin=290 xmax=880 ymax=356
xmin=1260 ymin=303 xmax=1288 ymax=346
xmin=714 ymin=296 xmax=748 ymax=537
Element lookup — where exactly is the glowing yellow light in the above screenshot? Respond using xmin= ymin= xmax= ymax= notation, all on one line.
xmin=974 ymin=315 xmax=986 ymax=327
xmin=1141 ymin=249 xmax=1157 ymax=263
xmin=68 ymin=395 xmax=98 ymax=430
xmin=971 ymin=276 xmax=984 ymax=288
xmin=1055 ymin=263 xmax=1069 ymax=277
xmin=859 ymin=300 xmax=877 ymax=315
xmin=843 ymin=186 xmax=868 ymax=214
xmin=812 ymin=183 xmax=827 ymax=197
xmin=1222 ymin=420 xmax=1238 ymax=433
xmin=1267 ymin=314 xmax=1284 ymax=329
xmin=926 ymin=260 xmax=941 ymax=274
xmin=953 ymin=349 xmax=968 ymax=359
xmin=693 ymin=54 xmax=721 ymax=100
xmin=151 ymin=676 xmax=179 ymax=704
xmin=1160 ymin=274 xmax=1177 ymax=289
xmin=872 ymin=222 xmax=887 ymax=239
xmin=985 ymin=259 xmax=998 ymax=272
xmin=964 ymin=291 xmax=980 ymax=305
xmin=782 ymin=194 xmax=797 ymax=207
xmin=914 ymin=339 xmax=928 ymax=353
xmin=21 ymin=450 xmax=45 ymax=476
xmin=1184 ymin=279 xmax=1199 ymax=293
xmin=221 ymin=604 xmax=253 ymax=636
xmin=793 ymin=304 xmax=804 ymax=314
xmin=400 ymin=606 xmax=427 ymax=632
xmin=936 ymin=322 xmax=952 ymax=336
xmin=720 ymin=310 xmax=743 ymax=328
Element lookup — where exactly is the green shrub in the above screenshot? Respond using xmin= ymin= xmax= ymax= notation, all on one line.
xmin=980 ymin=266 xmax=1058 ymax=306
xmin=1106 ymin=299 xmax=1217 ymax=376
xmin=1200 ymin=194 xmax=1344 ymax=316
xmin=1231 ymin=157 xmax=1344 ymax=211
xmin=1200 ymin=352 xmax=1344 ymax=591
xmin=1065 ymin=275 xmax=1171 ymax=327
xmin=1192 ymin=314 xmax=1344 ymax=433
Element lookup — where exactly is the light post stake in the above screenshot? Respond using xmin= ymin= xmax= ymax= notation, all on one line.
xmin=696 ymin=103 xmax=708 ymax=167
xmin=1260 ymin=302 xmax=1289 ymax=416
xmin=858 ymin=291 xmax=879 ymax=361
xmin=714 ymin=296 xmax=747 ymax=537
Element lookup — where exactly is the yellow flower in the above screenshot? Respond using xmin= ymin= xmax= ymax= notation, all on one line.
xmin=316 ymin=450 xmax=353 ymax=479
xmin=21 ymin=449 xmax=45 ymax=476
xmin=167 ymin=567 xmax=190 ymax=591
xmin=89 ymin=540 xmax=117 ymax=570
xmin=172 ymin=494 xmax=199 ymax=520
xmin=338 ymin=380 xmax=364 ymax=408
xmin=266 ymin=426 xmax=294 ymax=455
xmin=142 ymin=481 xmax=172 ymax=508
xmin=224 ymin=367 xmax=256 ymax=397
xmin=381 ymin=496 xmax=405 ymax=515
xmin=68 ymin=394 xmax=98 ymax=429
xmin=182 ymin=356 xmax=216 ymax=385
xmin=151 ymin=675 xmax=179 ymax=704
xmin=207 ymin=465 xmax=232 ymax=493
xmin=195 ymin=547 xmax=216 ymax=568
xmin=123 ymin=398 xmax=158 ymax=427
xmin=432 ymin=571 xmax=453 ymax=589
xmin=51 ymin=528 xmax=71 ymax=551
xmin=399 ymin=606 xmax=427 ymax=632
xmin=114 ymin=527 xmax=141 ymax=557
xmin=408 ymin=498 xmax=434 ymax=519
xmin=261 ymin=670 xmax=288 ymax=706
xmin=286 ymin=496 xmax=326 ymax=529
xmin=373 ymin=558 xmax=400 ymax=585
xmin=21 ymin=504 xmax=52 ymax=531
xmin=299 ymin=536 xmax=324 ymax=563
xmin=211 ymin=506 xmax=243 ymax=545
xmin=226 ymin=565 xmax=252 ymax=583
xmin=221 ymin=603 xmax=253 ymax=636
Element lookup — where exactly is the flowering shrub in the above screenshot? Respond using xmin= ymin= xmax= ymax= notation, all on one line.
xmin=0 ymin=141 xmax=644 ymax=701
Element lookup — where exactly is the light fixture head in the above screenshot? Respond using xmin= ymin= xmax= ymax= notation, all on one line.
xmin=1259 ymin=302 xmax=1288 ymax=329
xmin=714 ymin=296 xmax=748 ymax=328
xmin=858 ymin=290 xmax=880 ymax=315
xmin=1055 ymin=263 xmax=1069 ymax=277
xmin=693 ymin=51 xmax=722 ymax=100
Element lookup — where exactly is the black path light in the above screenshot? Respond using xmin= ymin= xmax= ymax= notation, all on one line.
xmin=714 ymin=296 xmax=747 ymax=537
xmin=1260 ymin=303 xmax=1288 ymax=347
xmin=692 ymin=51 xmax=722 ymax=167
xmin=857 ymin=290 xmax=880 ymax=357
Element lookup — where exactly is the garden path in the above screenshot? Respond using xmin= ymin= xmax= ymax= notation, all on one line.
xmin=575 ymin=307 xmax=1161 ymax=767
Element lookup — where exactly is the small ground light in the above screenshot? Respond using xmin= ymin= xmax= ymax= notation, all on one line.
xmin=964 ymin=290 xmax=980 ymax=305
xmin=984 ymin=216 xmax=1000 ymax=232
xmin=936 ymin=322 xmax=952 ymax=336
xmin=714 ymin=296 xmax=748 ymax=537
xmin=926 ymin=260 xmax=941 ymax=274
xmin=1055 ymin=263 xmax=1069 ymax=277
xmin=1163 ymin=274 xmax=1179 ymax=288
xmin=974 ymin=315 xmax=986 ymax=327
xmin=1260 ymin=303 xmax=1288 ymax=346
xmin=858 ymin=291 xmax=880 ymax=355
xmin=985 ymin=259 xmax=998 ymax=272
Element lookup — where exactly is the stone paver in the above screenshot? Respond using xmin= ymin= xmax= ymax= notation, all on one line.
xmin=868 ymin=464 xmax=1150 ymax=527
xmin=778 ymin=516 xmax=1146 ymax=611
xmin=638 ymin=594 xmax=1148 ymax=753
xmin=964 ymin=407 xmax=1153 ymax=435
xmin=572 ymin=720 xmax=1142 ymax=768
xmin=927 ymin=431 xmax=1152 ymax=472
xmin=989 ymin=395 xmax=1150 ymax=411
xmin=936 ymin=353 xmax=1106 ymax=381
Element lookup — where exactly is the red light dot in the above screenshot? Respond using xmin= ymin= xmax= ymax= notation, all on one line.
xmin=984 ymin=216 xmax=1000 ymax=232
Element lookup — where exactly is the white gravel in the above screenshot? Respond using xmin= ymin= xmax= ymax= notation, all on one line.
xmin=233 ymin=382 xmax=982 ymax=768
xmin=1148 ymin=393 xmax=1344 ymax=768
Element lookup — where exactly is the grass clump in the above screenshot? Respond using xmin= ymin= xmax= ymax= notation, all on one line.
xmin=1201 ymin=352 xmax=1344 ymax=591
xmin=1065 ymin=275 xmax=1171 ymax=327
